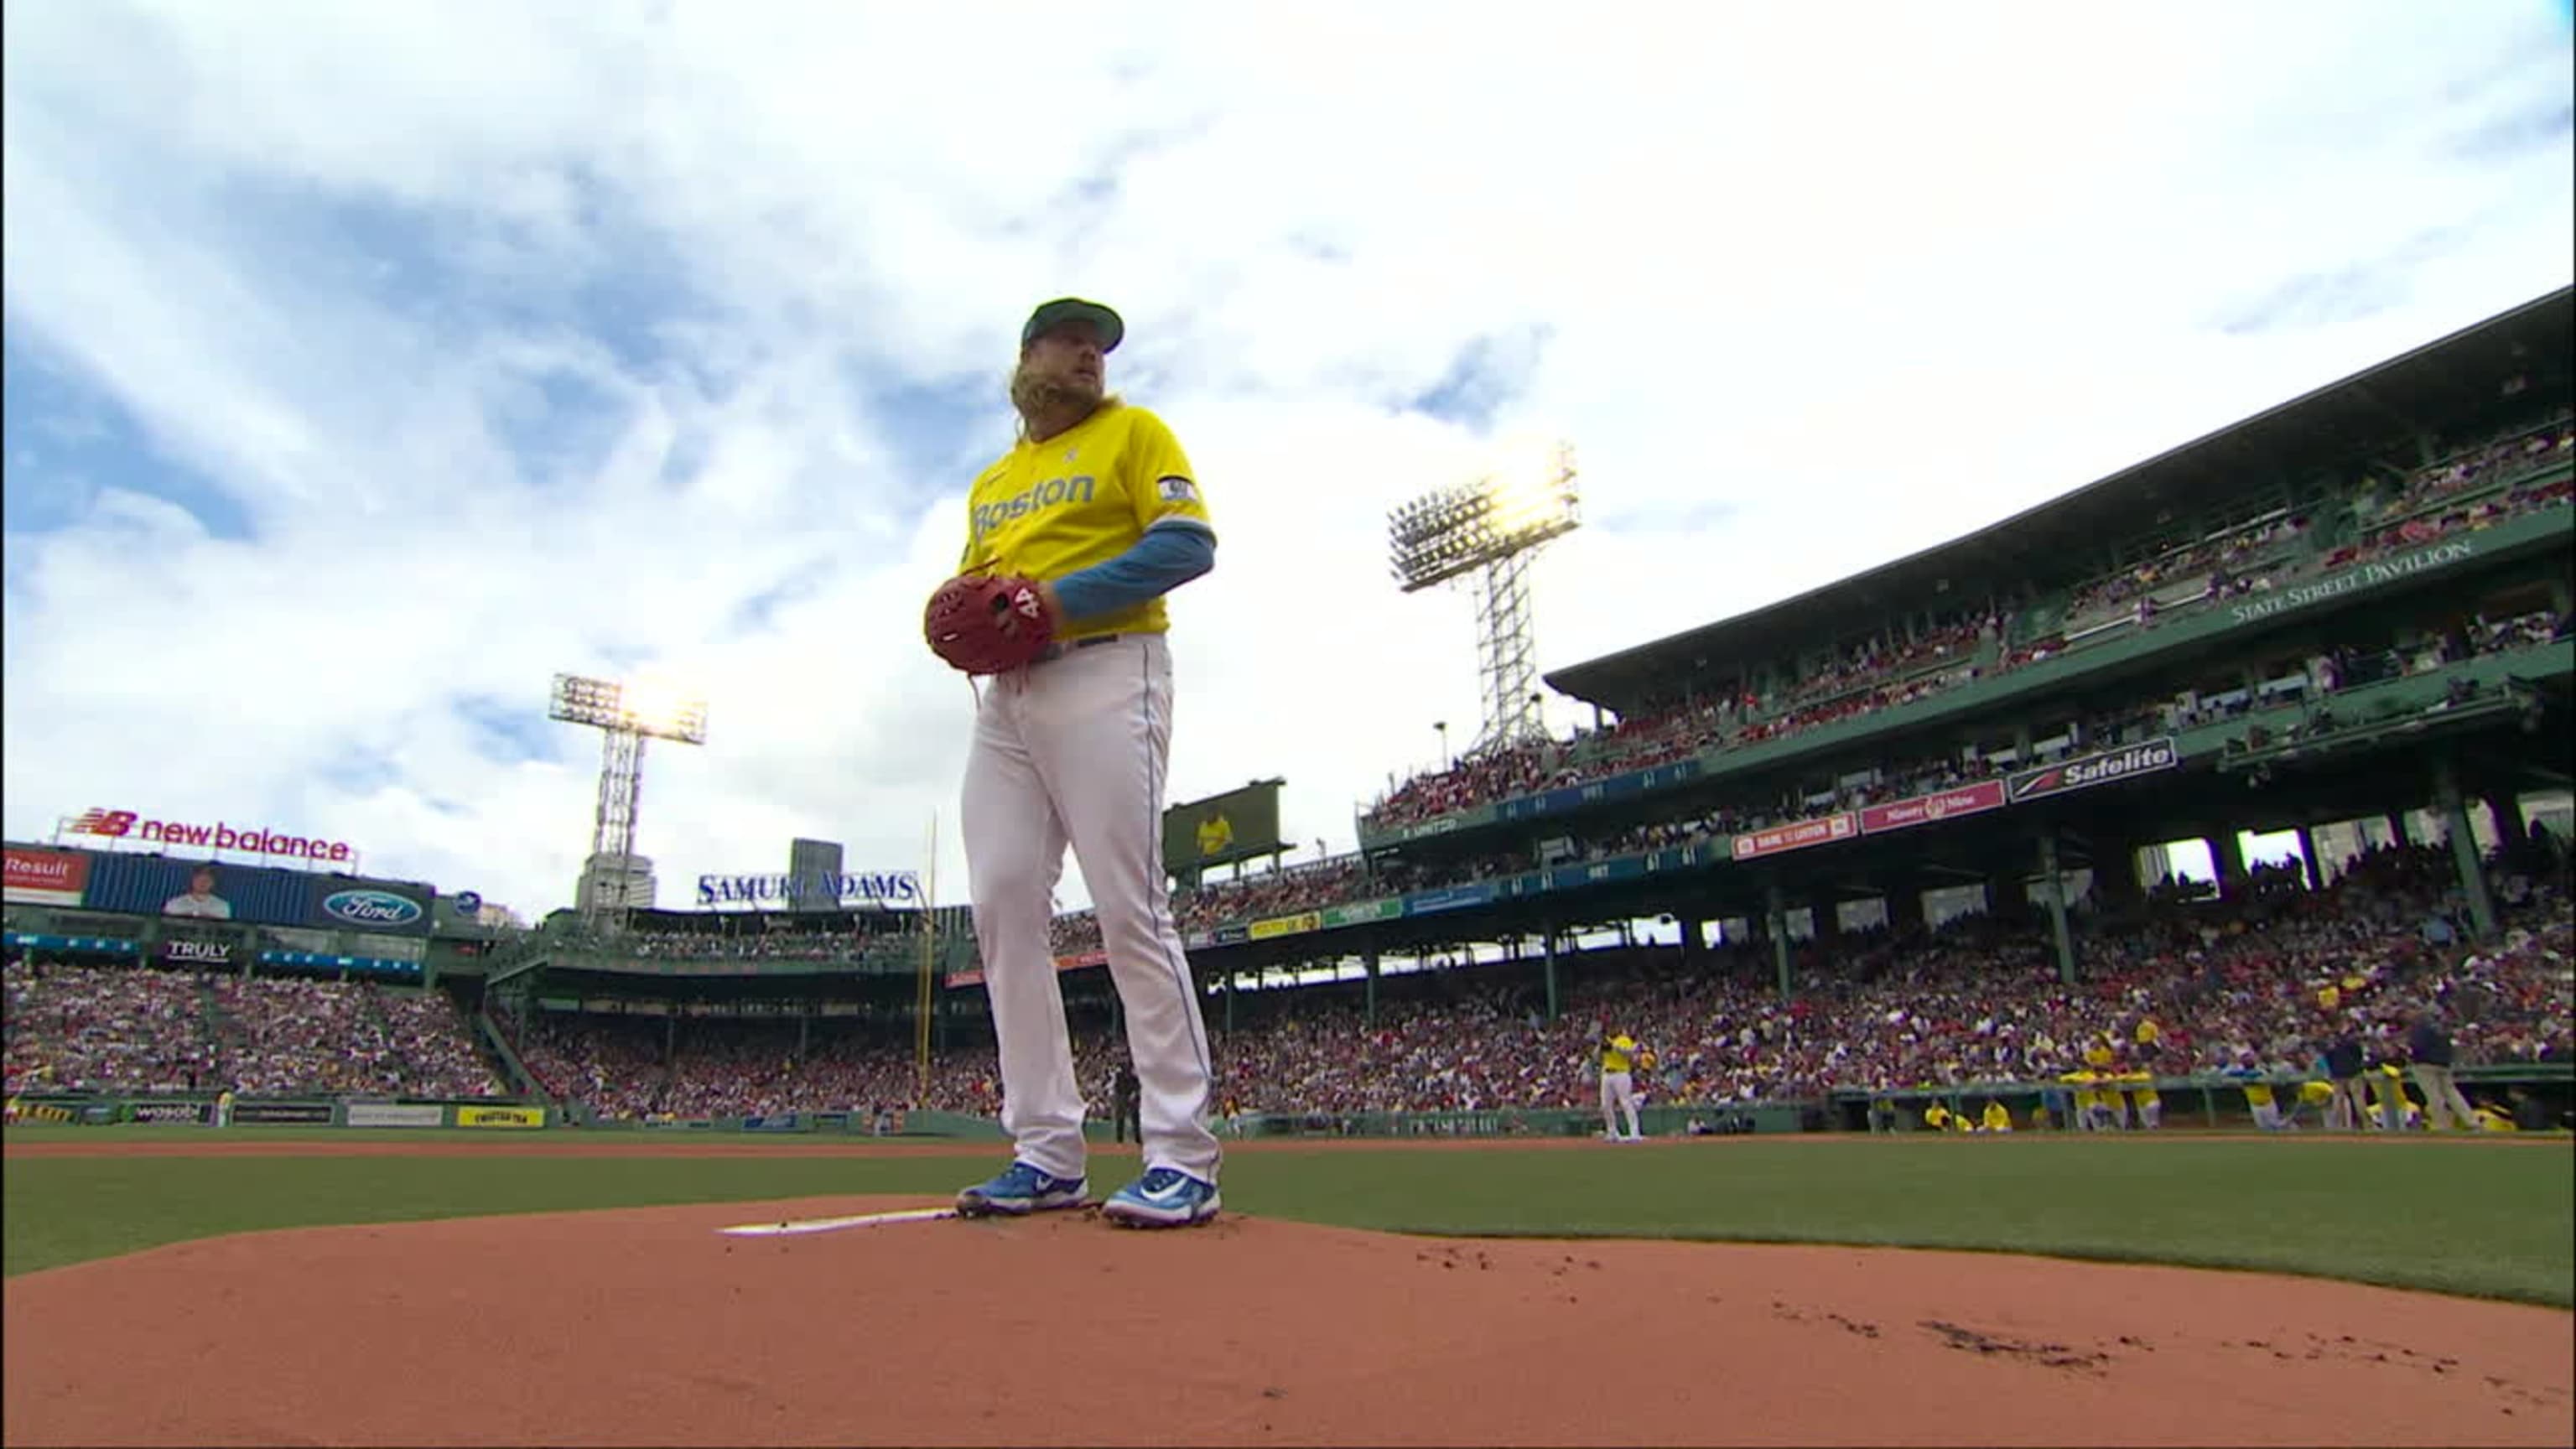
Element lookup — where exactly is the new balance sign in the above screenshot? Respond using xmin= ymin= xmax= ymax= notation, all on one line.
xmin=2007 ymin=739 xmax=2180 ymax=803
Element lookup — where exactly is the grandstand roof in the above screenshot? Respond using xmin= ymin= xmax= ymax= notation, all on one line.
xmin=1545 ymin=285 xmax=2575 ymax=715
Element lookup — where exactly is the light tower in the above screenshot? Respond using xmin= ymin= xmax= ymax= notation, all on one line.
xmin=547 ymin=673 xmax=709 ymax=929
xmin=1386 ymin=439 xmax=1581 ymax=756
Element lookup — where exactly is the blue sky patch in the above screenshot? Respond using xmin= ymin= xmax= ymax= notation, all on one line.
xmin=0 ymin=338 xmax=257 ymax=540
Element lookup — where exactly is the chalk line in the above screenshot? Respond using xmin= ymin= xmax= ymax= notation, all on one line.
xmin=718 ymin=1206 xmax=959 ymax=1237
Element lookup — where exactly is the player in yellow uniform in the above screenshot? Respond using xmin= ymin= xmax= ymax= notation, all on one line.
xmin=1981 ymin=1099 xmax=2012 ymax=1133
xmin=2239 ymin=1071 xmax=2286 ymax=1131
xmin=1599 ymin=1032 xmax=1645 ymax=1141
xmin=2124 ymin=1069 xmax=2162 ymax=1130
xmin=2083 ymin=1040 xmax=2127 ymax=1129
xmin=949 ymin=299 xmax=1226 ymax=1230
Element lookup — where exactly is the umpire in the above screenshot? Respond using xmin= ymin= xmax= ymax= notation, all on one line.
xmin=1112 ymin=1065 xmax=1142 ymax=1145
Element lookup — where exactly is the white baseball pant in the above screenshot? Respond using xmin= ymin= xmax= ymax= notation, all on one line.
xmin=962 ymin=632 xmax=1221 ymax=1185
xmin=1601 ymin=1070 xmax=1640 ymax=1139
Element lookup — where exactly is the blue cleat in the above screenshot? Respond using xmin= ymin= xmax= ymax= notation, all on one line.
xmin=1100 ymin=1166 xmax=1221 ymax=1228
xmin=955 ymin=1161 xmax=1088 ymax=1217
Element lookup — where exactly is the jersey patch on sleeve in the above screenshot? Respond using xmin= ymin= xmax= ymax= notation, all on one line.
xmin=1157 ymin=475 xmax=1197 ymax=502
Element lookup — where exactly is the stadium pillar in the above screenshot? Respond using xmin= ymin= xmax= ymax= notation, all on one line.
xmin=2037 ymin=834 xmax=2076 ymax=986
xmin=2434 ymin=761 xmax=2499 ymax=941
xmin=1812 ymin=899 xmax=1841 ymax=943
xmin=1764 ymin=886 xmax=1792 ymax=999
xmin=2294 ymin=825 xmax=2324 ymax=891
xmin=2487 ymin=792 xmax=2529 ymax=847
xmin=1544 ymin=931 xmax=1561 ymax=1025
xmin=2090 ymin=839 xmax=2143 ymax=912
xmin=2210 ymin=829 xmax=2249 ymax=898
xmin=2386 ymin=811 xmax=2414 ymax=847
xmin=1363 ymin=948 xmax=1380 ymax=1029
xmin=797 ymin=1012 xmax=810 ymax=1058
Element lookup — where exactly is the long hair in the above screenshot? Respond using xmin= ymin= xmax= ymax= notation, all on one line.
xmin=1008 ymin=355 xmax=1119 ymax=443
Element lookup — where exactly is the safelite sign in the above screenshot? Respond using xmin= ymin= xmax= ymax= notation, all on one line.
xmin=2006 ymin=739 xmax=2180 ymax=802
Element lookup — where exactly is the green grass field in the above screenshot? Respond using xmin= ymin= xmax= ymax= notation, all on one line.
xmin=6 ymin=1129 xmax=2570 ymax=1307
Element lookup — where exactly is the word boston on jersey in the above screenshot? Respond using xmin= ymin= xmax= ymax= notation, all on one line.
xmin=694 ymin=870 xmax=926 ymax=909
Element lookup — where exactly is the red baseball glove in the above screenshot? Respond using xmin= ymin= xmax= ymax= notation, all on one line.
xmin=924 ymin=572 xmax=1053 ymax=675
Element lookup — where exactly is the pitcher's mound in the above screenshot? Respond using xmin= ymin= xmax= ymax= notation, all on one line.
xmin=6 ymin=1196 xmax=2568 ymax=1446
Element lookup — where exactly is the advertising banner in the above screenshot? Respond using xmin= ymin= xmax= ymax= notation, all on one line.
xmin=63 ymin=806 xmax=357 ymax=865
xmin=740 ymin=1114 xmax=802 ymax=1132
xmin=303 ymin=879 xmax=434 ymax=937
xmin=2224 ymin=539 xmax=2480 ymax=629
xmin=1 ymin=931 xmax=141 ymax=957
xmin=3 ymin=846 xmax=91 ymax=906
xmin=2006 ymin=739 xmax=2180 ymax=804
xmin=81 ymin=854 xmax=308 ymax=925
xmin=79 ymin=854 xmax=432 ymax=936
xmin=693 ymin=870 xmax=925 ymax=910
xmin=1213 ymin=923 xmax=1251 ymax=946
xmin=126 ymin=1100 xmax=215 ymax=1125
xmin=1859 ymin=780 xmax=2008 ymax=835
xmin=1317 ymin=899 xmax=1403 ymax=929
xmin=1494 ymin=759 xmax=1702 ymax=824
xmin=1404 ymin=881 xmax=1497 ymax=916
xmin=456 ymin=1105 xmax=547 ymax=1130
xmin=1246 ymin=911 xmax=1321 ymax=941
xmin=230 ymin=1102 xmax=335 ymax=1124
xmin=345 ymin=1104 xmax=444 ymax=1128
xmin=1730 ymin=812 xmax=1859 ymax=861
xmin=158 ymin=938 xmax=236 ymax=969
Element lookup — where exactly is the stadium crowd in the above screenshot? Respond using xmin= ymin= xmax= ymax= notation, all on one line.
xmin=8 ymin=828 xmax=2564 ymax=1124
xmin=464 ymin=832 xmax=2568 ymax=1124
xmin=1363 ymin=413 xmax=2573 ymax=832
xmin=3 ymin=956 xmax=501 ymax=1098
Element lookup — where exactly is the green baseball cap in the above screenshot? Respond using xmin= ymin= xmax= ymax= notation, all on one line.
xmin=1021 ymin=297 xmax=1124 ymax=353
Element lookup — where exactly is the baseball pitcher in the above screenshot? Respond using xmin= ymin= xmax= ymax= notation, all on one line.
xmin=928 ymin=298 xmax=1225 ymax=1229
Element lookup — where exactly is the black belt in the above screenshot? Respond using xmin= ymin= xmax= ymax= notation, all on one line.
xmin=1034 ymin=633 xmax=1123 ymax=664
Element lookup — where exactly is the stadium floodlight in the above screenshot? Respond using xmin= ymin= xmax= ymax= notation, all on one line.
xmin=548 ymin=672 xmax=710 ymax=928
xmin=546 ymin=673 xmax=709 ymax=745
xmin=1386 ymin=439 xmax=1580 ymax=755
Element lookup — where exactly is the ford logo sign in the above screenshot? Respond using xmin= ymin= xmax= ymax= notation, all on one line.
xmin=322 ymin=889 xmax=423 ymax=927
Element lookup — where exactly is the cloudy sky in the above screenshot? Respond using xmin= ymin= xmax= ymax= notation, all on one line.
xmin=4 ymin=1 xmax=2571 ymax=922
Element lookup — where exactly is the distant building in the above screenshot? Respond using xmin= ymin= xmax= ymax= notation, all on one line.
xmin=575 ymin=851 xmax=657 ymax=913
xmin=788 ymin=837 xmax=844 ymax=911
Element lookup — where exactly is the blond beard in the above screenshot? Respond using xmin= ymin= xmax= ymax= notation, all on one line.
xmin=1010 ymin=363 xmax=1106 ymax=438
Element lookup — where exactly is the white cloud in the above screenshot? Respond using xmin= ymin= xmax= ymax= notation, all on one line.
xmin=3 ymin=0 xmax=2569 ymax=920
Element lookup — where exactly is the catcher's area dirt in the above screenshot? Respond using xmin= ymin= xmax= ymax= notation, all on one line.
xmin=6 ymin=1190 xmax=2569 ymax=1447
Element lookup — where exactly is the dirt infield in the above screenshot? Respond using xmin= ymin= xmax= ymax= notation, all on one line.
xmin=6 ymin=1188 xmax=2569 ymax=1447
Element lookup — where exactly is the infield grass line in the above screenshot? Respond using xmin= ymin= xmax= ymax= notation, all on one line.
xmin=5 ymin=1134 xmax=2568 ymax=1306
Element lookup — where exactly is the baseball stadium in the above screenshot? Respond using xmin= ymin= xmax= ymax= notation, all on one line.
xmin=6 ymin=289 xmax=2573 ymax=1446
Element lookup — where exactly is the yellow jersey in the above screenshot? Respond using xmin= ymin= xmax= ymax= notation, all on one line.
xmin=958 ymin=401 xmax=1213 ymax=642
xmin=2241 ymin=1079 xmax=2276 ymax=1108
xmin=1981 ymin=1103 xmax=2012 ymax=1132
xmin=1602 ymin=1036 xmax=1639 ymax=1073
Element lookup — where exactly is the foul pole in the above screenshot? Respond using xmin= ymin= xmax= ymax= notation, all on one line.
xmin=915 ymin=812 xmax=937 ymax=1104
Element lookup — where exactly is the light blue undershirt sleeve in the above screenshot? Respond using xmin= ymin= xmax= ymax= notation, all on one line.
xmin=1051 ymin=522 xmax=1216 ymax=623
